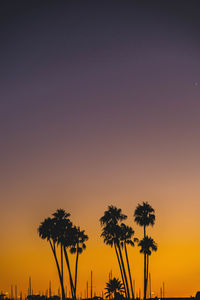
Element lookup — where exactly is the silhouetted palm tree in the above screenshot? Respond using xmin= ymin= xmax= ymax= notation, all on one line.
xmin=100 ymin=206 xmax=130 ymax=299
xmin=138 ymin=236 xmax=157 ymax=299
xmin=105 ymin=278 xmax=125 ymax=299
xmin=134 ymin=202 xmax=155 ymax=300
xmin=100 ymin=206 xmax=127 ymax=226
xmin=38 ymin=216 xmax=66 ymax=300
xmin=53 ymin=211 xmax=71 ymax=280
xmin=120 ymin=224 xmax=138 ymax=299
xmin=38 ymin=209 xmax=88 ymax=300
xmin=69 ymin=226 xmax=88 ymax=299
xmin=60 ymin=223 xmax=75 ymax=299
xmin=134 ymin=202 xmax=155 ymax=237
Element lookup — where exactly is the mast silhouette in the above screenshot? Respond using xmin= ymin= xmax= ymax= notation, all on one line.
xmin=28 ymin=277 xmax=32 ymax=296
xmin=11 ymin=285 xmax=13 ymax=300
xmin=86 ymin=281 xmax=88 ymax=299
xmin=49 ymin=281 xmax=52 ymax=298
xmin=90 ymin=271 xmax=93 ymax=299
xmin=15 ymin=285 xmax=17 ymax=300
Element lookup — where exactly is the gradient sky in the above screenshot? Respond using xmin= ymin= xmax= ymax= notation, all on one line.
xmin=1 ymin=1 xmax=200 ymax=298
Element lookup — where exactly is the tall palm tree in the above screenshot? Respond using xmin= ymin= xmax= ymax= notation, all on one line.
xmin=61 ymin=222 xmax=76 ymax=299
xmin=53 ymin=210 xmax=71 ymax=286
xmin=38 ymin=217 xmax=66 ymax=300
xmin=105 ymin=278 xmax=125 ymax=299
xmin=38 ymin=209 xmax=88 ymax=300
xmin=134 ymin=202 xmax=155 ymax=300
xmin=100 ymin=206 xmax=130 ymax=299
xmin=120 ymin=224 xmax=138 ymax=299
xmin=138 ymin=236 xmax=157 ymax=298
xmin=69 ymin=226 xmax=88 ymax=299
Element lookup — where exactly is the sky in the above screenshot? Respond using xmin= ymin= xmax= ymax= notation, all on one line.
xmin=1 ymin=1 xmax=200 ymax=298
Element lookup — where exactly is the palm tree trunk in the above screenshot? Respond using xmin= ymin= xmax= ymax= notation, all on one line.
xmin=63 ymin=247 xmax=75 ymax=299
xmin=61 ymin=245 xmax=63 ymax=282
xmin=114 ymin=243 xmax=127 ymax=298
xmin=144 ymin=253 xmax=146 ymax=300
xmin=49 ymin=241 xmax=65 ymax=300
xmin=146 ymin=255 xmax=149 ymax=298
xmin=144 ymin=226 xmax=146 ymax=238
xmin=143 ymin=225 xmax=146 ymax=300
xmin=117 ymin=244 xmax=130 ymax=299
xmin=124 ymin=243 xmax=134 ymax=299
xmin=74 ymin=243 xmax=79 ymax=300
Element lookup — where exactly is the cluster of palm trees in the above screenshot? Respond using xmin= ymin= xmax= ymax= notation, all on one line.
xmin=38 ymin=203 xmax=157 ymax=300
xmin=100 ymin=202 xmax=157 ymax=300
xmin=38 ymin=209 xmax=88 ymax=300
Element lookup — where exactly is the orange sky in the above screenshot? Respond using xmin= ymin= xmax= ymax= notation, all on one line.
xmin=1 ymin=188 xmax=200 ymax=297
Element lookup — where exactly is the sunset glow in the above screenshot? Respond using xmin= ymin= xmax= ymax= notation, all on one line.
xmin=1 ymin=1 xmax=200 ymax=299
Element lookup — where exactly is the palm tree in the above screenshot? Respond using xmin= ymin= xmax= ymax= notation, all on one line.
xmin=134 ymin=202 xmax=155 ymax=300
xmin=100 ymin=205 xmax=127 ymax=226
xmin=138 ymin=237 xmax=157 ymax=300
xmin=61 ymin=222 xmax=76 ymax=299
xmin=134 ymin=202 xmax=155 ymax=237
xmin=53 ymin=210 xmax=71 ymax=287
xmin=69 ymin=226 xmax=88 ymax=299
xmin=105 ymin=278 xmax=125 ymax=299
xmin=120 ymin=224 xmax=138 ymax=299
xmin=100 ymin=206 xmax=130 ymax=299
xmin=38 ymin=209 xmax=88 ymax=300
xmin=38 ymin=217 xmax=66 ymax=300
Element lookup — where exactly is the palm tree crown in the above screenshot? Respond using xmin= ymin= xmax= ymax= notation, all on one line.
xmin=105 ymin=278 xmax=124 ymax=299
xmin=138 ymin=236 xmax=157 ymax=255
xmin=69 ymin=226 xmax=88 ymax=254
xmin=38 ymin=217 xmax=56 ymax=242
xmin=134 ymin=202 xmax=155 ymax=228
xmin=120 ymin=223 xmax=138 ymax=247
xmin=100 ymin=205 xmax=127 ymax=226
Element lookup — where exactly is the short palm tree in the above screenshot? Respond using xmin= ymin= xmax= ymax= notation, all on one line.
xmin=138 ymin=236 xmax=157 ymax=299
xmin=134 ymin=202 xmax=155 ymax=300
xmin=105 ymin=278 xmax=124 ymax=299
